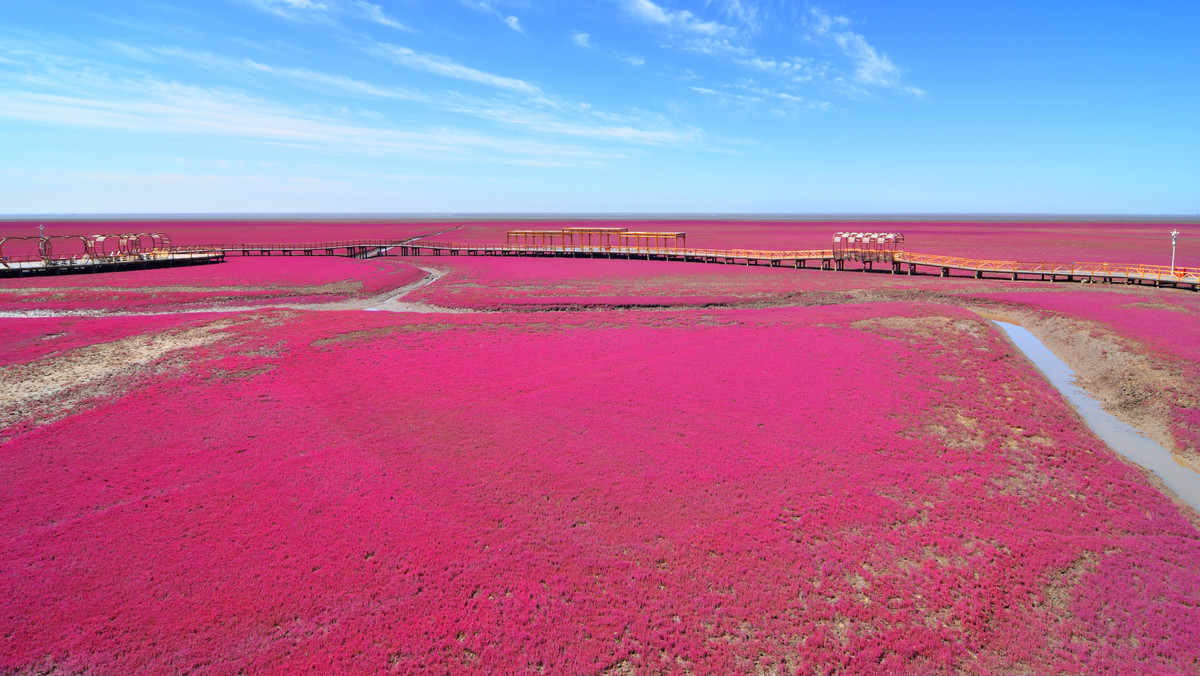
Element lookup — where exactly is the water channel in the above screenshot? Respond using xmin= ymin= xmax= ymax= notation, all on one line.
xmin=992 ymin=320 xmax=1200 ymax=513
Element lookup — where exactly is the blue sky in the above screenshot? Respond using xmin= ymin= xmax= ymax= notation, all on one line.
xmin=1 ymin=0 xmax=1197 ymax=214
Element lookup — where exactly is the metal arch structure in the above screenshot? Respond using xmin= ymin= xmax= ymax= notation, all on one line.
xmin=0 ymin=231 xmax=183 ymax=269
xmin=86 ymin=232 xmax=172 ymax=258
xmin=135 ymin=232 xmax=172 ymax=252
xmin=0 ymin=236 xmax=45 ymax=267
xmin=89 ymin=234 xmax=129 ymax=257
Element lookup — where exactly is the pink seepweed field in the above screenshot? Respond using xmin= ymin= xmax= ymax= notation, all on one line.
xmin=2 ymin=219 xmax=1200 ymax=673
xmin=4 ymin=307 xmax=1200 ymax=672
xmin=0 ymin=256 xmax=426 ymax=313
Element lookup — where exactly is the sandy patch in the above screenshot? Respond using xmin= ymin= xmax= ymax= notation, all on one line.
xmin=0 ymin=319 xmax=236 ymax=436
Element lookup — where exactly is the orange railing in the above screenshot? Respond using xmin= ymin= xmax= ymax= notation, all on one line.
xmin=51 ymin=236 xmax=1183 ymax=288
xmin=896 ymin=252 xmax=1197 ymax=281
xmin=401 ymin=240 xmax=1196 ymax=285
xmin=202 ymin=240 xmax=406 ymax=251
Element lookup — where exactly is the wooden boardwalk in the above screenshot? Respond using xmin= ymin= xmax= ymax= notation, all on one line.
xmin=390 ymin=240 xmax=1200 ymax=291
xmin=9 ymin=236 xmax=1193 ymax=291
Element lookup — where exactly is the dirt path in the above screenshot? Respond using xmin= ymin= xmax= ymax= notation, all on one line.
xmin=0 ymin=263 xmax=471 ymax=318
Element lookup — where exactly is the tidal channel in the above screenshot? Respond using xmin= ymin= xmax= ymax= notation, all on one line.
xmin=993 ymin=320 xmax=1200 ymax=513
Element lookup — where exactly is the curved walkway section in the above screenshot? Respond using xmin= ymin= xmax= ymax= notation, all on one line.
xmin=5 ymin=234 xmax=1196 ymax=291
xmin=400 ymin=240 xmax=1200 ymax=291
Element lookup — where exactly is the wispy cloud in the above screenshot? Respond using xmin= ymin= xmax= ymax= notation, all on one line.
xmin=622 ymin=0 xmax=733 ymax=37
xmin=692 ymin=83 xmax=829 ymax=111
xmin=374 ymin=44 xmax=542 ymax=95
xmin=0 ymin=168 xmax=344 ymax=188
xmin=0 ymin=83 xmax=620 ymax=167
xmin=244 ymin=0 xmax=330 ymax=21
xmin=713 ymin=0 xmax=761 ymax=32
xmin=808 ymin=7 xmax=924 ymax=96
xmin=357 ymin=1 xmax=410 ymax=31
xmin=613 ymin=2 xmax=919 ymax=104
xmin=149 ymin=44 xmax=682 ymax=143
xmin=0 ymin=35 xmax=701 ymax=167
xmin=459 ymin=1 xmax=525 ymax=34
xmin=569 ymin=30 xmax=646 ymax=67
xmin=152 ymin=46 xmax=431 ymax=102
xmin=0 ymin=44 xmax=634 ymax=167
xmin=616 ymin=1 xmax=753 ymax=61
xmin=570 ymin=31 xmax=592 ymax=49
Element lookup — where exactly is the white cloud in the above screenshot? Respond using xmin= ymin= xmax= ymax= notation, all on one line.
xmin=0 ymin=81 xmax=620 ymax=167
xmin=459 ymin=1 xmax=526 ymax=34
xmin=739 ymin=57 xmax=809 ymax=74
xmin=269 ymin=0 xmax=328 ymax=9
xmin=715 ymin=0 xmax=761 ymax=31
xmin=808 ymin=7 xmax=923 ymax=96
xmin=681 ymin=36 xmax=750 ymax=57
xmin=358 ymin=1 xmax=410 ymax=31
xmin=691 ymin=86 xmax=762 ymax=105
xmin=693 ymin=80 xmax=831 ymax=113
xmin=568 ymin=30 xmax=646 ymax=67
xmin=807 ymin=6 xmax=849 ymax=35
xmin=375 ymin=44 xmax=543 ymax=96
xmin=570 ymin=31 xmax=592 ymax=49
xmin=16 ymin=39 xmax=695 ymax=150
xmin=622 ymin=0 xmax=733 ymax=37
xmin=156 ymin=46 xmax=431 ymax=102
xmin=442 ymin=100 xmax=700 ymax=145
xmin=244 ymin=0 xmax=330 ymax=20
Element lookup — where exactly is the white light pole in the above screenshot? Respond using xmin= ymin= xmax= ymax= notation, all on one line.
xmin=1171 ymin=229 xmax=1180 ymax=272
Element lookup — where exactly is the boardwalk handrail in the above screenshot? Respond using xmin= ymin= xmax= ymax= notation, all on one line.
xmin=38 ymin=236 xmax=1181 ymax=289
xmin=196 ymin=239 xmax=407 ymax=251
xmin=398 ymin=239 xmax=1197 ymax=287
xmin=897 ymin=252 xmax=1195 ymax=280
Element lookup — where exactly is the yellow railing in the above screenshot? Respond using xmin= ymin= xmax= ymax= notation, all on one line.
xmin=143 ymin=238 xmax=1196 ymax=286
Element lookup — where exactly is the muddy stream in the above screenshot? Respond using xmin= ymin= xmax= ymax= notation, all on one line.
xmin=993 ymin=320 xmax=1200 ymax=513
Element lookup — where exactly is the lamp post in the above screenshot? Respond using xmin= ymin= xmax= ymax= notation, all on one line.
xmin=1171 ymin=229 xmax=1180 ymax=273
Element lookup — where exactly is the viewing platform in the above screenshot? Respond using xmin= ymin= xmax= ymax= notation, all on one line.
xmin=0 ymin=232 xmax=224 ymax=277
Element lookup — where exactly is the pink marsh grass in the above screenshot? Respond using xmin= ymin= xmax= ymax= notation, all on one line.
xmin=0 ymin=257 xmax=426 ymax=313
xmin=3 ymin=304 xmax=1199 ymax=673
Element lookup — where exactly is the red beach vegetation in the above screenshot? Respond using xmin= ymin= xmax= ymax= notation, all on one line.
xmin=2 ymin=219 xmax=1198 ymax=673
